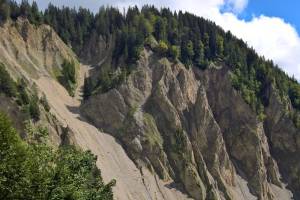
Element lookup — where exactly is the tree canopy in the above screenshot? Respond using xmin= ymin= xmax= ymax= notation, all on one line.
xmin=0 ymin=112 xmax=115 ymax=200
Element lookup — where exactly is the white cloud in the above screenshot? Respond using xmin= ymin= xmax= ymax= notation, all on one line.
xmin=25 ymin=0 xmax=300 ymax=79
xmin=224 ymin=0 xmax=249 ymax=13
xmin=215 ymin=14 xmax=300 ymax=79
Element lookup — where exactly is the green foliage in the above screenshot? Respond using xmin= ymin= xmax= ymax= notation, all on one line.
xmin=0 ymin=112 xmax=28 ymax=199
xmin=216 ymin=34 xmax=224 ymax=57
xmin=16 ymin=78 xmax=30 ymax=105
xmin=0 ymin=63 xmax=41 ymax=121
xmin=28 ymin=1 xmax=43 ymax=25
xmin=59 ymin=59 xmax=77 ymax=96
xmin=0 ymin=112 xmax=115 ymax=200
xmin=290 ymin=111 xmax=300 ymax=128
xmin=96 ymin=68 xmax=127 ymax=94
xmin=194 ymin=40 xmax=206 ymax=69
xmin=203 ymin=33 xmax=211 ymax=59
xmin=288 ymin=83 xmax=300 ymax=110
xmin=137 ymin=15 xmax=153 ymax=38
xmin=127 ymin=30 xmax=144 ymax=64
xmin=113 ymin=27 xmax=144 ymax=65
xmin=62 ymin=60 xmax=76 ymax=84
xmin=181 ymin=40 xmax=194 ymax=66
xmin=144 ymin=35 xmax=158 ymax=49
xmin=47 ymin=147 xmax=115 ymax=200
xmin=143 ymin=113 xmax=163 ymax=148
xmin=154 ymin=17 xmax=167 ymax=41
xmin=25 ymin=121 xmax=48 ymax=144
xmin=169 ymin=45 xmax=180 ymax=61
xmin=0 ymin=0 xmax=10 ymax=22
xmin=83 ymin=75 xmax=94 ymax=101
xmin=40 ymin=94 xmax=50 ymax=112
xmin=19 ymin=0 xmax=30 ymax=18
xmin=0 ymin=63 xmax=17 ymax=97
xmin=5 ymin=2 xmax=300 ymax=123
xmin=28 ymin=88 xmax=40 ymax=121
xmin=173 ymin=128 xmax=187 ymax=152
xmin=155 ymin=40 xmax=168 ymax=56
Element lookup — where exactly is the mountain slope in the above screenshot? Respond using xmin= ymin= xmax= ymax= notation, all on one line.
xmin=1 ymin=3 xmax=300 ymax=200
xmin=0 ymin=18 xmax=76 ymax=80
xmin=81 ymin=49 xmax=294 ymax=200
xmin=35 ymin=64 xmax=193 ymax=200
xmin=0 ymin=19 xmax=195 ymax=200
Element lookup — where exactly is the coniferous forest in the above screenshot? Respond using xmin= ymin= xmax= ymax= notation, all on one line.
xmin=1 ymin=0 xmax=298 ymax=120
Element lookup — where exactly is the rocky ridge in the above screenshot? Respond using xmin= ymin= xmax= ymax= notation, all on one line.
xmin=82 ymin=49 xmax=296 ymax=200
xmin=0 ymin=19 xmax=195 ymax=200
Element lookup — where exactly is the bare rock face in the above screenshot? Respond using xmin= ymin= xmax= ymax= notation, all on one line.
xmin=0 ymin=18 xmax=77 ymax=80
xmin=79 ymin=34 xmax=113 ymax=65
xmin=81 ymin=50 xmax=294 ymax=200
xmin=264 ymin=85 xmax=300 ymax=199
xmin=198 ymin=67 xmax=284 ymax=199
xmin=0 ymin=19 xmax=79 ymax=146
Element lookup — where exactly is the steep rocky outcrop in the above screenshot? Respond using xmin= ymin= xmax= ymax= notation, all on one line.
xmin=0 ymin=18 xmax=79 ymax=144
xmin=0 ymin=18 xmax=77 ymax=80
xmin=198 ymin=67 xmax=283 ymax=199
xmin=0 ymin=20 xmax=195 ymax=200
xmin=81 ymin=49 xmax=295 ymax=200
xmin=264 ymin=85 xmax=300 ymax=199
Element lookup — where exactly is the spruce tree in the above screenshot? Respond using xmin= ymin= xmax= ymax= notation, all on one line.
xmin=83 ymin=75 xmax=93 ymax=100
xmin=0 ymin=63 xmax=17 ymax=97
xmin=0 ymin=0 xmax=10 ymax=22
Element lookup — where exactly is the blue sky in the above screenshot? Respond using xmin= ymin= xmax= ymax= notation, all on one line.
xmin=17 ymin=0 xmax=300 ymax=79
xmin=241 ymin=0 xmax=300 ymax=32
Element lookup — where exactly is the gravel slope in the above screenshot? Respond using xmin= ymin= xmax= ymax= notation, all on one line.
xmin=35 ymin=64 xmax=192 ymax=200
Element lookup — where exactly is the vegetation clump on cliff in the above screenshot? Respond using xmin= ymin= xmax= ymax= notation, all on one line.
xmin=0 ymin=112 xmax=115 ymax=200
xmin=58 ymin=59 xmax=77 ymax=96
xmin=0 ymin=63 xmax=41 ymax=121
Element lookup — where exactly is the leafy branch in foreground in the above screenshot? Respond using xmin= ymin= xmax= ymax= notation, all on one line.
xmin=0 ymin=112 xmax=115 ymax=200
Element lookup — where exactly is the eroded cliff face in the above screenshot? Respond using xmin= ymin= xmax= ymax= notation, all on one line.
xmin=264 ymin=86 xmax=300 ymax=199
xmin=0 ymin=18 xmax=79 ymax=144
xmin=1 ymin=19 xmax=299 ymax=200
xmin=198 ymin=67 xmax=283 ymax=199
xmin=0 ymin=18 xmax=77 ymax=80
xmin=81 ymin=49 xmax=297 ymax=200
xmin=0 ymin=20 xmax=195 ymax=200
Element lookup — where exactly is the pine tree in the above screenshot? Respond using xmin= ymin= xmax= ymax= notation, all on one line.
xmin=154 ymin=17 xmax=167 ymax=41
xmin=0 ymin=63 xmax=17 ymax=97
xmin=40 ymin=94 xmax=50 ymax=112
xmin=169 ymin=45 xmax=180 ymax=61
xmin=203 ymin=33 xmax=211 ymax=59
xmin=0 ymin=0 xmax=10 ymax=22
xmin=29 ymin=1 xmax=42 ymax=25
xmin=28 ymin=88 xmax=40 ymax=121
xmin=139 ymin=15 xmax=153 ymax=38
xmin=83 ymin=75 xmax=93 ymax=100
xmin=216 ymin=34 xmax=224 ymax=57
xmin=20 ymin=0 xmax=31 ymax=18
xmin=181 ymin=40 xmax=194 ymax=65
xmin=16 ymin=78 xmax=30 ymax=105
xmin=194 ymin=40 xmax=205 ymax=67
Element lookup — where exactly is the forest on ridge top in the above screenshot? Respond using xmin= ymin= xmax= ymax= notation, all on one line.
xmin=1 ymin=1 xmax=300 ymax=122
